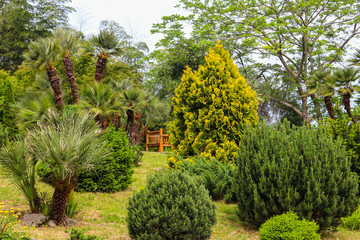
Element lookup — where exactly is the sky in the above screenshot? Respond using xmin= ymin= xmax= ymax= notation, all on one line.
xmin=68 ymin=0 xmax=184 ymax=52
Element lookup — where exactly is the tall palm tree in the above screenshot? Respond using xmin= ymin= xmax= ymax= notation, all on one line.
xmin=80 ymin=83 xmax=120 ymax=128
xmin=333 ymin=68 xmax=360 ymax=124
xmin=27 ymin=109 xmax=109 ymax=224
xmin=53 ymin=29 xmax=80 ymax=104
xmin=307 ymin=71 xmax=336 ymax=120
xmin=87 ymin=30 xmax=121 ymax=82
xmin=23 ymin=38 xmax=64 ymax=109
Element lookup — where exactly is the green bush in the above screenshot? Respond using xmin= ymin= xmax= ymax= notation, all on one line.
xmin=234 ymin=120 xmax=359 ymax=229
xmin=341 ymin=206 xmax=360 ymax=230
xmin=70 ymin=228 xmax=100 ymax=240
xmin=130 ymin=144 xmax=143 ymax=167
xmin=173 ymin=154 xmax=236 ymax=203
xmin=259 ymin=212 xmax=320 ymax=240
xmin=127 ymin=170 xmax=217 ymax=240
xmin=76 ymin=126 xmax=135 ymax=192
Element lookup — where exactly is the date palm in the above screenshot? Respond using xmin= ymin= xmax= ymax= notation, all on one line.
xmin=27 ymin=109 xmax=109 ymax=224
xmin=307 ymin=71 xmax=336 ymax=120
xmin=23 ymin=38 xmax=64 ymax=109
xmin=53 ymin=29 xmax=80 ymax=104
xmin=333 ymin=68 xmax=360 ymax=124
xmin=87 ymin=30 xmax=121 ymax=82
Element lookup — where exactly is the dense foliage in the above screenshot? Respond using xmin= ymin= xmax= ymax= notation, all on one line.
xmin=172 ymin=154 xmax=236 ymax=202
xmin=234 ymin=120 xmax=359 ymax=229
xmin=170 ymin=42 xmax=258 ymax=163
xmin=76 ymin=126 xmax=135 ymax=192
xmin=127 ymin=170 xmax=217 ymax=240
xmin=259 ymin=212 xmax=320 ymax=240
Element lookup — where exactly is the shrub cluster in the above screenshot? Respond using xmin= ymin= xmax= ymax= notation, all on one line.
xmin=173 ymin=154 xmax=236 ymax=202
xmin=127 ymin=170 xmax=217 ymax=240
xmin=259 ymin=212 xmax=320 ymax=240
xmin=234 ymin=120 xmax=359 ymax=229
xmin=76 ymin=126 xmax=135 ymax=192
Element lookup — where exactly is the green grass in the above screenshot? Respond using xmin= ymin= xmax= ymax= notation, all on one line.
xmin=1 ymin=152 xmax=360 ymax=239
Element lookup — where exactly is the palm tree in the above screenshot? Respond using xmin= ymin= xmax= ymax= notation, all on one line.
xmin=0 ymin=140 xmax=41 ymax=213
xmin=23 ymin=38 xmax=64 ymax=109
xmin=53 ymin=29 xmax=80 ymax=104
xmin=87 ymin=30 xmax=121 ymax=82
xmin=80 ymin=83 xmax=120 ymax=128
xmin=307 ymin=71 xmax=336 ymax=120
xmin=333 ymin=68 xmax=360 ymax=124
xmin=27 ymin=109 xmax=109 ymax=224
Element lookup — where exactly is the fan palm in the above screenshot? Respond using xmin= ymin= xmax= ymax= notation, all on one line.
xmin=87 ymin=30 xmax=121 ymax=82
xmin=0 ymin=140 xmax=40 ymax=213
xmin=27 ymin=109 xmax=109 ymax=224
xmin=23 ymin=38 xmax=64 ymax=109
xmin=53 ymin=29 xmax=80 ymax=104
xmin=80 ymin=83 xmax=120 ymax=128
xmin=333 ymin=68 xmax=360 ymax=124
xmin=307 ymin=71 xmax=336 ymax=120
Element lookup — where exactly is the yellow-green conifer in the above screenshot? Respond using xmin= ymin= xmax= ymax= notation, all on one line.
xmin=170 ymin=42 xmax=258 ymax=163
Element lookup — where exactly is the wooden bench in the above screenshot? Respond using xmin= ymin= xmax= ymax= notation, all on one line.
xmin=145 ymin=129 xmax=171 ymax=152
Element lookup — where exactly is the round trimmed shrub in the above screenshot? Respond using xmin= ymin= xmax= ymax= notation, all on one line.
xmin=126 ymin=170 xmax=217 ymax=240
xmin=259 ymin=212 xmax=320 ymax=240
xmin=76 ymin=126 xmax=135 ymax=192
xmin=234 ymin=120 xmax=359 ymax=229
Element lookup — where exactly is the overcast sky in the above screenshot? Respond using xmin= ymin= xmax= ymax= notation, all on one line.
xmin=68 ymin=0 xmax=184 ymax=51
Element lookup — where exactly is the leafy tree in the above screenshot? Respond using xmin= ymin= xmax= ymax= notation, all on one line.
xmin=23 ymin=38 xmax=65 ymax=109
xmin=0 ymin=72 xmax=17 ymax=138
xmin=0 ymin=0 xmax=73 ymax=71
xmin=155 ymin=0 xmax=360 ymax=124
xmin=170 ymin=42 xmax=258 ymax=162
xmin=27 ymin=109 xmax=109 ymax=224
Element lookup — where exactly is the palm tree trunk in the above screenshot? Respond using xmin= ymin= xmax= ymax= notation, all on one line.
xmin=342 ymin=93 xmax=357 ymax=124
xmin=95 ymin=52 xmax=108 ymax=82
xmin=129 ymin=113 xmax=142 ymax=144
xmin=46 ymin=63 xmax=64 ymax=109
xmin=63 ymin=51 xmax=79 ymax=104
xmin=50 ymin=176 xmax=76 ymax=224
xmin=135 ymin=124 xmax=148 ymax=145
xmin=324 ymin=96 xmax=336 ymax=120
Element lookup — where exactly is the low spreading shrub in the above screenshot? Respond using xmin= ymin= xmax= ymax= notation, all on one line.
xmin=259 ymin=212 xmax=320 ymax=240
xmin=234 ymin=120 xmax=359 ymax=229
xmin=70 ymin=228 xmax=100 ymax=240
xmin=172 ymin=154 xmax=236 ymax=202
xmin=341 ymin=206 xmax=360 ymax=230
xmin=126 ymin=170 xmax=217 ymax=240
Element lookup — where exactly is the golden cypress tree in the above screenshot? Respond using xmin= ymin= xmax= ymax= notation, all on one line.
xmin=170 ymin=41 xmax=258 ymax=163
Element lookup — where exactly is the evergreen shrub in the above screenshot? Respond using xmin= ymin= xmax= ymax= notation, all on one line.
xmin=76 ymin=126 xmax=135 ymax=192
xmin=127 ymin=170 xmax=217 ymax=240
xmin=234 ymin=120 xmax=359 ymax=229
xmin=341 ymin=206 xmax=360 ymax=230
xmin=169 ymin=41 xmax=258 ymax=163
xmin=173 ymin=154 xmax=236 ymax=202
xmin=259 ymin=212 xmax=320 ymax=240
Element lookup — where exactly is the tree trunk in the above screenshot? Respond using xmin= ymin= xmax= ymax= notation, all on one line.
xmin=63 ymin=51 xmax=79 ymax=104
xmin=342 ymin=93 xmax=357 ymax=124
xmin=49 ymin=176 xmax=76 ymax=225
xmin=126 ymin=109 xmax=134 ymax=132
xmin=95 ymin=52 xmax=108 ymax=82
xmin=129 ymin=113 xmax=142 ymax=144
xmin=135 ymin=124 xmax=148 ymax=145
xmin=310 ymin=93 xmax=323 ymax=122
xmin=324 ymin=96 xmax=336 ymax=120
xmin=46 ymin=63 xmax=64 ymax=109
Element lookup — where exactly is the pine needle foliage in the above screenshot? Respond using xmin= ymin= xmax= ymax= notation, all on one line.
xmin=127 ymin=170 xmax=217 ymax=240
xmin=234 ymin=120 xmax=359 ymax=229
xmin=170 ymin=41 xmax=258 ymax=163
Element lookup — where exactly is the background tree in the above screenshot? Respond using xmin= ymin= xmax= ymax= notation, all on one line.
xmin=170 ymin=42 xmax=258 ymax=162
xmin=0 ymin=0 xmax=73 ymax=71
xmin=154 ymin=0 xmax=360 ymax=124
xmin=23 ymin=38 xmax=65 ymax=109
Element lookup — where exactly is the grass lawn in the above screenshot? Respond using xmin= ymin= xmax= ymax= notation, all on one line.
xmin=0 ymin=152 xmax=360 ymax=239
